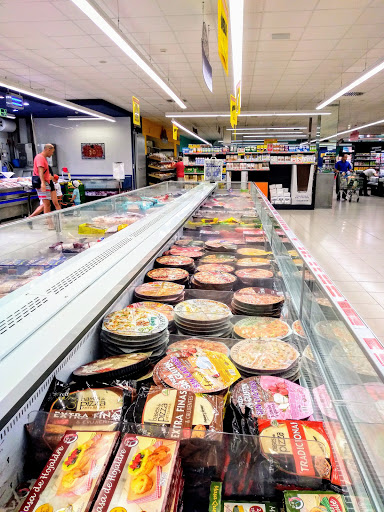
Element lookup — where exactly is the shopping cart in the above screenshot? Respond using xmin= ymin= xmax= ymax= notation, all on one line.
xmin=339 ymin=174 xmax=362 ymax=202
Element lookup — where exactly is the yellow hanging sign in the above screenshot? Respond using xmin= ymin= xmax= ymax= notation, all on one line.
xmin=173 ymin=124 xmax=178 ymax=140
xmin=218 ymin=0 xmax=229 ymax=75
xmin=230 ymin=94 xmax=237 ymax=128
xmin=236 ymin=81 xmax=241 ymax=115
xmin=132 ymin=96 xmax=140 ymax=126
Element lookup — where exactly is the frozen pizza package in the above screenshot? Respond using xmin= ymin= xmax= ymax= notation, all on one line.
xmin=283 ymin=490 xmax=348 ymax=512
xmin=222 ymin=501 xmax=279 ymax=512
xmin=20 ymin=431 xmax=119 ymax=512
xmin=257 ymin=419 xmax=343 ymax=492
xmin=123 ymin=385 xmax=224 ymax=439
xmin=231 ymin=376 xmax=313 ymax=435
xmin=25 ymin=378 xmax=135 ymax=474
xmin=90 ymin=434 xmax=179 ymax=512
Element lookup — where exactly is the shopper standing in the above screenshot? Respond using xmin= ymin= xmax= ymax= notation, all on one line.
xmin=70 ymin=180 xmax=81 ymax=206
xmin=335 ymin=153 xmax=352 ymax=201
xmin=360 ymin=168 xmax=377 ymax=197
xmin=32 ymin=144 xmax=58 ymax=215
xmin=53 ymin=174 xmax=63 ymax=205
xmin=175 ymin=156 xmax=185 ymax=182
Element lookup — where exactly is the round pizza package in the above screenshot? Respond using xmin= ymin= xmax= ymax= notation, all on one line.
xmin=292 ymin=319 xmax=306 ymax=339
xmin=156 ymin=255 xmax=195 ymax=270
xmin=174 ymin=299 xmax=232 ymax=323
xmin=199 ymin=253 xmax=237 ymax=264
xmin=196 ymin=263 xmax=235 ymax=273
xmin=236 ymin=248 xmax=272 ymax=258
xmin=231 ymin=376 xmax=313 ymax=423
xmin=146 ymin=267 xmax=189 ymax=283
xmin=134 ymin=281 xmax=184 ymax=302
xmin=233 ymin=317 xmax=291 ymax=340
xmin=73 ymin=353 xmax=151 ymax=381
xmin=103 ymin=307 xmax=168 ymax=337
xmin=128 ymin=302 xmax=174 ymax=322
xmin=166 ymin=337 xmax=229 ymax=356
xmin=235 ymin=257 xmax=272 ymax=268
xmin=153 ymin=348 xmax=240 ymax=393
xmin=231 ymin=339 xmax=299 ymax=374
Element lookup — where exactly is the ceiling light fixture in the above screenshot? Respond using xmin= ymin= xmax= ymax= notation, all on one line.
xmin=227 ymin=127 xmax=307 ymax=131
xmin=70 ymin=0 xmax=186 ymax=109
xmin=172 ymin=120 xmax=211 ymax=146
xmin=67 ymin=116 xmax=105 ymax=121
xmin=241 ymin=132 xmax=304 ymax=136
xmin=315 ymin=118 xmax=384 ymax=143
xmin=229 ymin=0 xmax=244 ymax=95
xmin=23 ymin=102 xmax=29 ymax=106
xmin=317 ymin=60 xmax=384 ymax=110
xmin=166 ymin=111 xmax=331 ymax=118
xmin=0 ymin=78 xmax=115 ymax=122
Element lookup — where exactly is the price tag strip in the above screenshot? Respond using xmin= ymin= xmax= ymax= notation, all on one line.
xmin=254 ymin=185 xmax=384 ymax=378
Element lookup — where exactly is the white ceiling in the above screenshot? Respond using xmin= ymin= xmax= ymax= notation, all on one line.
xmin=0 ymin=0 xmax=384 ymax=139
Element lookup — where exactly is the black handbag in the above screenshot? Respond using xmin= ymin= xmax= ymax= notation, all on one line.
xmin=32 ymin=175 xmax=41 ymax=189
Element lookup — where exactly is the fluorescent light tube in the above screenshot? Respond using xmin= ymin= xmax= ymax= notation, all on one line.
xmin=0 ymin=77 xmax=115 ymax=122
xmin=71 ymin=0 xmax=186 ymax=109
xmin=316 ymin=118 xmax=384 ymax=142
xmin=172 ymin=120 xmax=211 ymax=145
xmin=229 ymin=0 xmax=244 ymax=94
xmin=242 ymin=132 xmax=304 ymax=136
xmin=166 ymin=111 xmax=331 ymax=118
xmin=227 ymin=127 xmax=306 ymax=131
xmin=67 ymin=116 xmax=105 ymax=121
xmin=317 ymin=60 xmax=384 ymax=110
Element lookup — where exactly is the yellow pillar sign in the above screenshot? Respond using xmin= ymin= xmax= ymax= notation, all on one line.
xmin=173 ymin=124 xmax=178 ymax=140
xmin=236 ymin=81 xmax=241 ymax=115
xmin=230 ymin=94 xmax=237 ymax=128
xmin=218 ymin=0 xmax=229 ymax=75
xmin=132 ymin=96 xmax=140 ymax=126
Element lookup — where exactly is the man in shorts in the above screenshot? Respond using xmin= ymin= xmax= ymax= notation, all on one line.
xmin=33 ymin=144 xmax=60 ymax=215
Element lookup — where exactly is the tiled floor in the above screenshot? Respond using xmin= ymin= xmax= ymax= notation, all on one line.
xmin=280 ymin=194 xmax=384 ymax=344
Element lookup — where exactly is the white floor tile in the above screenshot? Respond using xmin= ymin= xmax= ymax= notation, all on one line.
xmin=280 ymin=196 xmax=384 ymax=340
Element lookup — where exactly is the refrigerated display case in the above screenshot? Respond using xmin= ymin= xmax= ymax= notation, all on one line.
xmin=0 ymin=182 xmax=383 ymax=512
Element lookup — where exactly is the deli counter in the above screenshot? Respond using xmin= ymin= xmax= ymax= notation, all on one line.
xmin=0 ymin=181 xmax=383 ymax=512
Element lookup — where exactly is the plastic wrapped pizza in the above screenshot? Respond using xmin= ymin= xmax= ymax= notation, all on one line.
xmin=236 ymin=247 xmax=272 ymax=258
xmin=235 ymin=257 xmax=272 ymax=269
xmin=233 ymin=317 xmax=292 ymax=340
xmin=196 ymin=263 xmax=235 ymax=273
xmin=146 ymin=267 xmax=189 ymax=285
xmin=204 ymin=240 xmax=238 ymax=252
xmin=134 ymin=281 xmax=185 ymax=304
xmin=155 ymin=255 xmax=195 ymax=273
xmin=231 ymin=287 xmax=284 ymax=316
xmin=199 ymin=253 xmax=237 ymax=265
xmin=230 ymin=338 xmax=300 ymax=375
xmin=235 ymin=268 xmax=274 ymax=287
xmin=191 ymin=270 xmax=237 ymax=291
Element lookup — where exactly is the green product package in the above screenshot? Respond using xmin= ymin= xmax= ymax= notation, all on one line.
xmin=283 ymin=491 xmax=348 ymax=512
xmin=208 ymin=482 xmax=222 ymax=512
xmin=222 ymin=502 xmax=279 ymax=512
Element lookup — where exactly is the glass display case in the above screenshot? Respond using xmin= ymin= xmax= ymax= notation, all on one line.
xmin=0 ymin=182 xmax=383 ymax=512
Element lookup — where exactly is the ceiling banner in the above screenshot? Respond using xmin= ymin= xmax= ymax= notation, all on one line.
xmin=230 ymin=94 xmax=237 ymax=128
xmin=173 ymin=124 xmax=178 ymax=140
xmin=236 ymin=81 xmax=241 ymax=115
xmin=132 ymin=96 xmax=140 ymax=126
xmin=218 ymin=0 xmax=229 ymax=75
xmin=202 ymin=21 xmax=213 ymax=93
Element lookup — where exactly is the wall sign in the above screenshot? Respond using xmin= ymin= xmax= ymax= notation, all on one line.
xmin=6 ymin=93 xmax=23 ymax=110
xmin=132 ymin=96 xmax=140 ymax=126
xmin=81 ymin=143 xmax=105 ymax=159
xmin=218 ymin=0 xmax=229 ymax=75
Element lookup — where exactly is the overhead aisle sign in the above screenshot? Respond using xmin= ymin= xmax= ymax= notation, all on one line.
xmin=230 ymin=94 xmax=237 ymax=128
xmin=173 ymin=124 xmax=178 ymax=140
xmin=132 ymin=96 xmax=140 ymax=126
xmin=236 ymin=81 xmax=241 ymax=115
xmin=218 ymin=0 xmax=229 ymax=75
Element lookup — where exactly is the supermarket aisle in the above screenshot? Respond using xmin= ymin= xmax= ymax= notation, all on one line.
xmin=280 ymin=195 xmax=384 ymax=343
